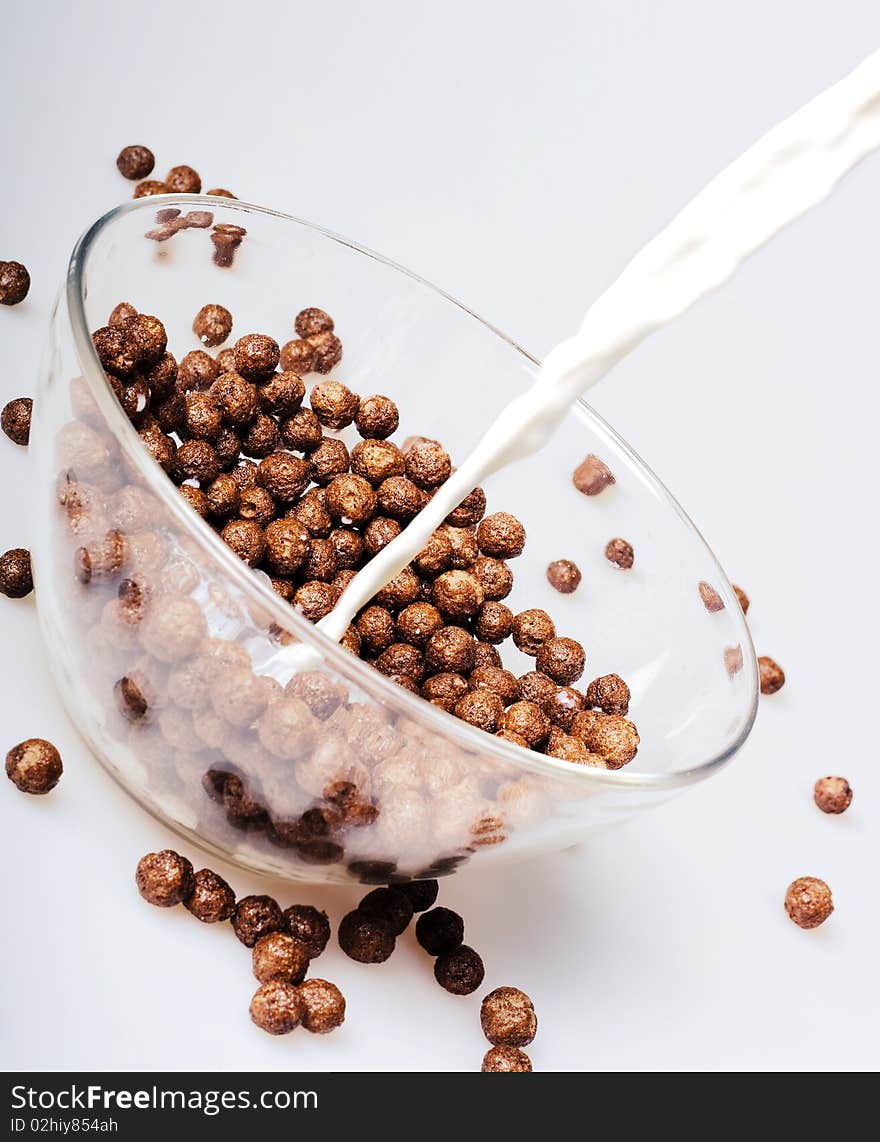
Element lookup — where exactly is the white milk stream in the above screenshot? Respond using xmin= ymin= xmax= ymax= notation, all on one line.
xmin=289 ymin=49 xmax=880 ymax=669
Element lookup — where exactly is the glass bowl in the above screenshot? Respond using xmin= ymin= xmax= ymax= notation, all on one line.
xmin=31 ymin=195 xmax=758 ymax=885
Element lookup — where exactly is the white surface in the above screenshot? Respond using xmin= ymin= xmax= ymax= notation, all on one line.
xmin=2 ymin=0 xmax=879 ymax=1073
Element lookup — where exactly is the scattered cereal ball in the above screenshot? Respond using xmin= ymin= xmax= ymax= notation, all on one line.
xmin=413 ymin=528 xmax=453 ymax=576
xmin=353 ymin=394 xmax=399 ymax=440
xmin=281 ymin=408 xmax=323 ymax=454
xmin=298 ymin=979 xmax=346 ymax=1033
xmin=605 ymin=537 xmax=634 ymax=569
xmin=416 ymin=907 xmax=464 ymax=955
xmin=129 ymin=313 xmax=168 ymax=367
xmin=184 ymin=868 xmax=236 ymax=923
xmin=480 ymin=986 xmax=537 ymax=1047
xmin=359 ymin=887 xmax=415 ymax=936
xmin=500 ymin=701 xmax=551 ymax=747
xmin=433 ymin=569 xmax=484 ymax=620
xmin=546 ymin=559 xmax=581 ymax=594
xmin=784 ymin=877 xmax=833 ymax=930
xmin=311 ymin=380 xmax=360 ymax=430
xmin=135 ymin=850 xmax=194 ymax=907
xmin=283 ymin=904 xmax=331 ymax=958
xmin=535 ymin=637 xmax=585 ymax=686
xmin=326 ymin=474 xmax=377 ymax=527
xmin=405 ymin=439 xmax=452 ymax=489
xmin=280 ymin=338 xmax=316 ymax=374
xmin=308 ymin=330 xmax=343 ymax=373
xmin=193 ymin=304 xmax=233 ymax=348
xmin=733 ymin=584 xmax=750 ymax=613
xmin=474 ymin=601 xmax=514 ymax=644
xmin=252 ymin=932 xmax=311 ymax=984
xmin=249 ymin=979 xmax=304 ymax=1035
xmin=435 ymin=945 xmax=485 ymax=995
xmin=5 ymin=738 xmax=62 ymax=795
xmin=0 ymin=547 xmax=33 ymax=598
xmin=572 ymin=453 xmax=615 ymax=496
xmin=813 ymin=776 xmax=852 ymax=815
xmin=133 ymin=179 xmax=168 ymax=198
xmin=512 ymin=609 xmax=555 ymax=656
xmin=232 ymin=894 xmax=285 ymax=947
xmin=116 ymin=145 xmax=155 ymax=180
xmin=446 ymin=485 xmax=487 ymax=529
xmin=221 ymin=518 xmax=266 ymax=566
xmin=586 ymin=673 xmax=629 ymax=715
xmin=0 ymin=261 xmax=31 ymax=306
xmin=356 ymin=605 xmax=396 ymax=656
xmin=295 ymin=308 xmax=334 ymax=338
xmin=396 ymin=879 xmax=439 ymax=913
xmin=1 ymin=397 xmax=32 ymax=446
xmin=256 ymin=452 xmax=312 ymax=503
xmin=583 ymin=713 xmax=639 ymax=768
xmin=338 ymin=909 xmax=395 ymax=963
xmin=758 ymin=656 xmax=785 ymax=695
xmin=482 ymin=1046 xmax=532 ymax=1072
xmin=363 ymin=516 xmax=401 ymax=557
xmin=426 ymin=626 xmax=476 ymax=675
xmin=234 ymin=334 xmax=280 ymax=382
xmin=421 ymin=671 xmax=469 ymax=711
xmin=476 ymin=512 xmax=525 ymax=558
xmin=165 ymin=164 xmax=201 ymax=193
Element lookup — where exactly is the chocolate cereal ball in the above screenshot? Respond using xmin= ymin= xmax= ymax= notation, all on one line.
xmin=422 ymin=672 xmax=469 ymax=711
xmin=758 ymin=656 xmax=785 ymax=695
xmin=249 ymin=979 xmax=304 ymax=1035
xmin=5 ymin=738 xmax=62 ymax=795
xmin=259 ymin=371 xmax=305 ymax=418
xmin=359 ymin=887 xmax=415 ymax=936
xmin=308 ymin=330 xmax=343 ymax=373
xmin=605 ymin=537 xmax=634 ymax=569
xmin=221 ymin=519 xmax=266 ymax=566
xmin=572 ymin=453 xmax=615 ymax=496
xmin=135 ymin=850 xmax=195 ymax=907
xmin=295 ymin=307 xmax=334 ymax=338
xmin=784 ymin=877 xmax=833 ymax=930
xmin=238 ymin=485 xmax=276 ymax=525
xmin=480 ymin=987 xmax=537 ymax=1047
xmin=416 ymin=907 xmax=464 ymax=955
xmin=446 ymin=485 xmax=487 ymax=528
xmin=252 ymin=932 xmax=311 ymax=984
xmin=351 ymin=439 xmax=405 ymax=486
xmin=396 ymin=879 xmax=439 ymax=913
xmin=477 ymin=512 xmax=526 ymax=558
xmin=298 ymin=979 xmax=346 ymax=1033
xmin=310 ymin=381 xmax=359 ymax=430
xmin=535 ymin=637 xmax=586 ymax=686
xmin=309 ymin=437 xmax=350 ymax=486
xmin=338 ymin=909 xmax=395 ymax=964
xmin=280 ymin=338 xmax=315 ymax=375
xmin=355 ymin=395 xmax=399 ymax=439
xmin=470 ymin=665 xmax=520 ymax=707
xmin=512 ymin=609 xmax=555 ymax=656
xmin=281 ymin=408 xmax=323 ymax=453
xmin=433 ymin=570 xmax=484 ymax=620
xmin=396 ymin=602 xmax=444 ymax=647
xmin=210 ymin=371 xmax=258 ymax=427
xmin=376 ymin=643 xmax=425 ymax=683
xmin=175 ymin=439 xmax=220 ymax=483
xmin=165 ymin=165 xmax=201 ymax=193
xmin=184 ymin=868 xmax=236 ymax=923
xmin=584 ymin=714 xmax=639 ymax=768
xmin=116 ymin=145 xmax=155 ymax=180
xmin=0 ymin=261 xmax=31 ymax=306
xmin=193 ymin=304 xmax=233 ymax=348
xmin=813 ymin=776 xmax=853 ymax=815
xmin=426 ymin=626 xmax=476 ymax=675
xmin=455 ymin=689 xmax=504 ymax=732
xmin=377 ymin=475 xmax=422 ymax=522
xmin=178 ymin=349 xmax=219 ymax=392
xmin=133 ymin=179 xmax=168 ymax=199
xmin=1 ymin=397 xmax=33 ymax=446
xmin=500 ymin=701 xmax=550 ymax=747
xmin=546 ymin=558 xmax=581 ymax=594
xmin=256 ymin=452 xmax=312 ymax=503
xmin=264 ymin=518 xmax=310 ymax=575
xmin=283 ymin=904 xmax=331 ymax=958
xmin=234 ymin=334 xmax=280 ymax=381
xmin=586 ymin=673 xmax=630 ymax=716
xmin=232 ymin=894 xmax=284 ymax=947
xmin=356 ymin=605 xmax=396 ymax=656
xmin=435 ymin=945 xmax=485 ymax=995
xmin=364 ymin=516 xmax=401 ymax=556
xmin=326 ymin=474 xmax=377 ymax=527
xmin=183 ymin=391 xmax=222 ymax=440
xmin=474 ymin=601 xmax=514 ymax=644
xmin=482 ymin=1046 xmax=532 ymax=1072
xmin=470 ymin=556 xmax=513 ymax=601
xmin=0 ymin=548 xmax=33 ymax=598
xmin=405 ymin=439 xmax=451 ymax=489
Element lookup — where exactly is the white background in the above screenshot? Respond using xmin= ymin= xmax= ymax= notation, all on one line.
xmin=2 ymin=0 xmax=879 ymax=1072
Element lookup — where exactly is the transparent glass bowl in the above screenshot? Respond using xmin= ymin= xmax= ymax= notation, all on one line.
xmin=31 ymin=196 xmax=757 ymax=885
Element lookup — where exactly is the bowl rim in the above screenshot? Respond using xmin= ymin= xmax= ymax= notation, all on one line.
xmin=65 ymin=193 xmax=758 ymax=792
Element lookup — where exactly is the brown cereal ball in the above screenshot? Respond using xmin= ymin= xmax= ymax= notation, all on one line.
xmin=145 ymin=351 xmax=179 ymax=399
xmin=310 ymin=381 xmax=359 ymax=430
xmin=332 ymin=569 xmax=357 ymax=596
xmin=536 ymin=637 xmax=586 ymax=685
xmin=355 ymin=395 xmax=399 ymax=439
xmin=547 ymin=558 xmax=581 ymax=594
xmin=784 ymin=877 xmax=833 ymax=930
xmin=256 ymin=452 xmax=312 ymax=503
xmin=264 ymin=518 xmax=310 ymax=575
xmin=184 ymin=868 xmax=236 ymax=923
xmin=813 ymin=777 xmax=853 ymax=815
xmin=252 ymin=932 xmax=311 ymax=984
xmin=500 ymin=701 xmax=550 ymax=747
xmin=193 ymin=304 xmax=233 ymax=348
xmin=377 ymin=475 xmax=423 ymax=522
xmin=133 ymin=179 xmax=168 ymax=199
xmin=413 ymin=528 xmax=453 ymax=576
xmin=404 ymin=438 xmax=451 ymax=489
xmin=326 ymin=474 xmax=377 ymax=527
xmin=364 ymin=516 xmax=401 ymax=557
xmin=583 ymin=713 xmax=639 ymax=768
xmin=249 ymin=979 xmax=304 ymax=1036
xmin=215 ymin=347 xmax=237 ymax=372
xmin=473 ymin=641 xmax=502 ymax=670
xmin=165 ymin=164 xmax=201 ymax=193
xmin=238 ymin=485 xmax=276 ymax=526
xmin=1 ymin=397 xmax=32 ymax=446
xmin=210 ymin=371 xmax=258 ymax=428
xmin=470 ymin=665 xmax=520 ymax=707
xmin=232 ymin=894 xmax=284 ymax=948
xmin=294 ymin=580 xmax=337 ymax=622
xmin=183 ymin=391 xmax=222 ymax=441
xmin=338 ymin=909 xmax=395 ymax=964
xmin=139 ymin=423 xmax=176 ymax=471
xmin=241 ymin=413 xmax=280 ymax=458
xmin=284 ymin=673 xmax=345 ymax=721
xmin=93 ymin=325 xmax=139 ymax=378
xmin=350 ymin=439 xmax=405 ymax=487
xmin=572 ymin=453 xmax=615 ymax=496
xmin=175 ymin=439 xmax=220 ymax=484
xmin=569 ymin=708 xmax=602 ymax=742
xmin=546 ymin=733 xmax=597 ymax=763
xmin=446 ymin=485 xmax=487 ymax=528
xmin=0 ymin=547 xmax=33 ymax=598
xmin=281 ymin=408 xmax=323 ymax=454
xmin=205 ymin=473 xmax=240 ymax=519
xmin=298 ymin=979 xmax=346 ymax=1033
xmin=605 ymin=537 xmax=634 ymax=569
xmin=547 ymin=686 xmax=584 ymax=731
xmin=221 ymin=519 xmax=266 ymax=566
xmin=434 ymin=945 xmax=485 ymax=996
xmin=482 ymin=1046 xmax=532 ymax=1072
xmin=586 ymin=673 xmax=630 ymax=716
xmin=422 ymin=672 xmax=469 ymax=711
xmin=280 ymin=338 xmax=316 ymax=374
xmin=376 ymin=643 xmax=426 ymax=683
xmin=127 ymin=314 xmax=167 ymax=367
xmin=759 ymin=656 xmax=785 ymax=695
xmin=359 ymin=887 xmax=415 ymax=936
xmin=139 ymin=593 xmax=206 ymax=661
xmin=474 ymin=601 xmax=514 ymax=644
xmin=512 ymin=609 xmax=555 ymax=656
xmin=308 ymin=437 xmax=350 ymax=486
xmin=233 ymin=334 xmax=280 ymax=382
xmin=477 ymin=512 xmax=526 ymax=559
xmin=301 ymin=536 xmax=337 ymax=581
xmin=517 ymin=672 xmax=558 ymax=711
xmin=396 ymin=602 xmax=444 ymax=647
xmin=480 ymin=987 xmax=537 ymax=1047
xmin=425 ymin=626 xmax=476 ymax=675
xmin=0 ymin=261 xmax=30 ymax=306
xmin=356 ymin=605 xmax=397 ymax=656
xmin=290 ymin=488 xmax=332 ymax=537
xmin=178 ymin=483 xmax=209 ymax=517
xmin=416 ymin=907 xmax=464 ymax=955
xmin=733 ymin=584 xmax=750 ymax=614
xmin=455 ymin=689 xmax=504 ymax=733
xmin=135 ymin=850 xmax=194 ymax=907
xmin=295 ymin=307 xmax=334 ymax=338
xmin=330 ymin=527 xmax=365 ymax=570
xmin=308 ymin=330 xmax=343 ymax=374
xmin=258 ymin=371 xmax=305 ymax=419
xmin=178 ymin=349 xmax=219 ymax=392
xmin=5 ymin=739 xmax=62 ymax=794
xmin=283 ymin=904 xmax=332 ymax=957
xmin=116 ymin=145 xmax=154 ymax=180
xmin=432 ymin=570 xmax=484 ymax=620
xmin=441 ymin=525 xmax=479 ymax=570
xmin=496 ymin=728 xmax=529 ymax=749
xmin=470 ymin=556 xmax=513 ymax=601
